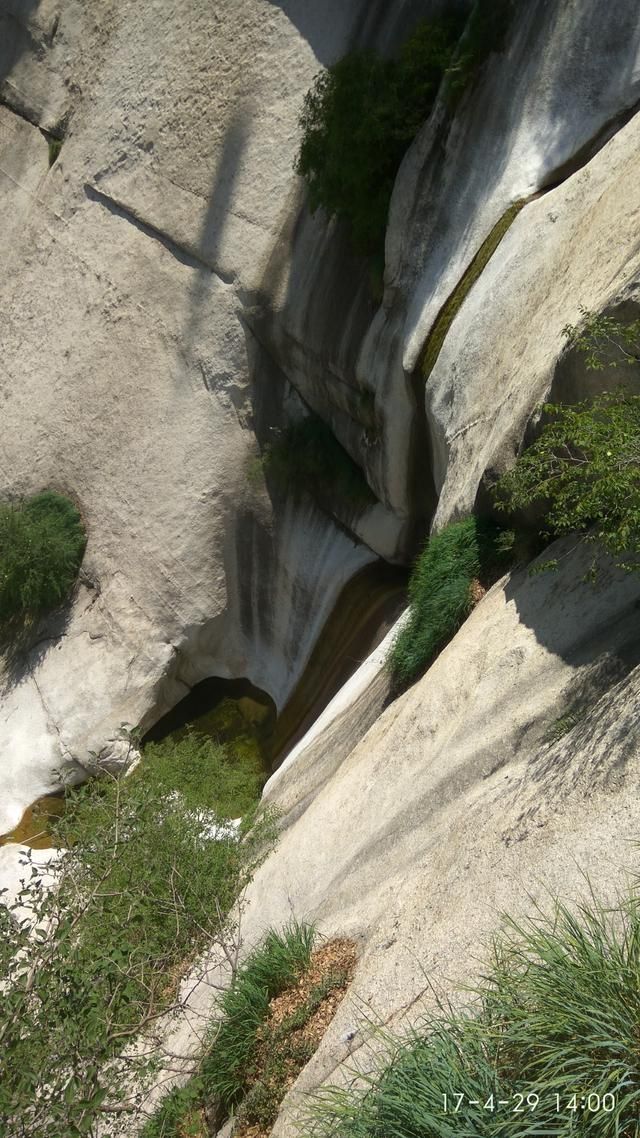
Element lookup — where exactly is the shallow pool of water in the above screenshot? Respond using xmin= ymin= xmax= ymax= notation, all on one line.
xmin=0 ymin=794 xmax=64 ymax=850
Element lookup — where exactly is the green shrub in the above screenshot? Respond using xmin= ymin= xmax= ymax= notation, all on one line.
xmin=495 ymin=310 xmax=640 ymax=571
xmin=0 ymin=758 xmax=276 ymax=1138
xmin=143 ymin=922 xmax=315 ymax=1137
xmin=236 ymin=964 xmax=353 ymax=1131
xmin=562 ymin=305 xmax=640 ymax=371
xmin=142 ymin=729 xmax=265 ymax=819
xmin=305 ymin=891 xmax=640 ymax=1138
xmin=0 ymin=490 xmax=86 ymax=622
xmin=495 ymin=391 xmax=640 ymax=570
xmin=295 ymin=17 xmax=464 ymax=255
xmin=264 ymin=415 xmax=376 ymax=510
xmin=388 ymin=517 xmax=512 ymax=688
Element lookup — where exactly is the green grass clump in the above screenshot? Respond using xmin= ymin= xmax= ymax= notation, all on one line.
xmin=421 ymin=202 xmax=524 ymax=380
xmin=237 ymin=966 xmax=352 ymax=1131
xmin=142 ymin=729 xmax=265 ymax=819
xmin=389 ymin=517 xmax=512 ymax=688
xmin=305 ymin=892 xmax=640 ymax=1138
xmin=0 ymin=490 xmax=86 ymax=623
xmin=264 ymin=415 xmax=376 ymax=510
xmin=296 ymin=16 xmax=464 ymax=257
xmin=200 ymin=922 xmax=316 ymax=1111
xmin=143 ymin=922 xmax=316 ymax=1137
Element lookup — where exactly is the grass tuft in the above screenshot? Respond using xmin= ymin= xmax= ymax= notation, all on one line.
xmin=388 ymin=517 xmax=512 ymax=688
xmin=0 ymin=490 xmax=86 ymax=624
xmin=545 ymin=709 xmax=585 ymax=743
xmin=143 ymin=923 xmax=316 ymax=1138
xmin=304 ymin=891 xmax=640 ymax=1138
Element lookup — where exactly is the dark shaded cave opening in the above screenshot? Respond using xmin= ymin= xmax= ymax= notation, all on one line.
xmin=143 ymin=560 xmax=408 ymax=774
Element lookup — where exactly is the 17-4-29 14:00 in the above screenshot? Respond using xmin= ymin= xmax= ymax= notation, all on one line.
xmin=442 ymin=1093 xmax=616 ymax=1113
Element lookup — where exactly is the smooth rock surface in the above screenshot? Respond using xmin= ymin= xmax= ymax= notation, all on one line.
xmin=428 ymin=111 xmax=640 ymax=527
xmin=148 ymin=538 xmax=640 ymax=1133
xmin=6 ymin=0 xmax=640 ymax=825
xmin=360 ymin=0 xmax=640 ymax=523
xmin=3 ymin=4 xmax=640 ymax=1132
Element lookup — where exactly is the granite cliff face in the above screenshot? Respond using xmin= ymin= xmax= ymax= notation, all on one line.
xmin=0 ymin=0 xmax=457 ymax=830
xmin=2 ymin=1 xmax=640 ymax=1132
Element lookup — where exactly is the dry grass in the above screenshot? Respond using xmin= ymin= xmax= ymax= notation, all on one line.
xmin=234 ymin=939 xmax=357 ymax=1138
xmin=468 ymin=578 xmax=486 ymax=606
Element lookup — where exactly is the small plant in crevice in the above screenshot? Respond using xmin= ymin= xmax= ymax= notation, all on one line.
xmin=388 ymin=517 xmax=513 ymax=689
xmin=420 ymin=200 xmax=525 ymax=379
xmin=48 ymin=137 xmax=63 ymax=167
xmin=546 ymin=707 xmax=585 ymax=741
xmin=545 ymin=708 xmax=586 ymax=744
xmin=0 ymin=490 xmax=86 ymax=625
xmin=263 ymin=414 xmax=376 ymax=511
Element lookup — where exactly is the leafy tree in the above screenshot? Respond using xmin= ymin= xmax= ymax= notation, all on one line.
xmin=295 ymin=17 xmax=464 ymax=255
xmin=563 ymin=305 xmax=640 ymax=371
xmin=0 ymin=491 xmax=86 ymax=622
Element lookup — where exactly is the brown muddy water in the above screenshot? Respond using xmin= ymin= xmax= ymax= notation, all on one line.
xmin=0 ymin=793 xmax=65 ymax=849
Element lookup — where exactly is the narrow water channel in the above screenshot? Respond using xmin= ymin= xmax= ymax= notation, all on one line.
xmin=266 ymin=561 xmax=407 ymax=765
xmin=1 ymin=560 xmax=407 ymax=848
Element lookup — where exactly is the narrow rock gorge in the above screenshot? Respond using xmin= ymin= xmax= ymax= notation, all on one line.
xmin=2 ymin=2 xmax=640 ymax=1136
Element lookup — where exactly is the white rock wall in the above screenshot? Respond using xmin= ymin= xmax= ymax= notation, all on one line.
xmin=0 ymin=0 xmax=393 ymax=830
